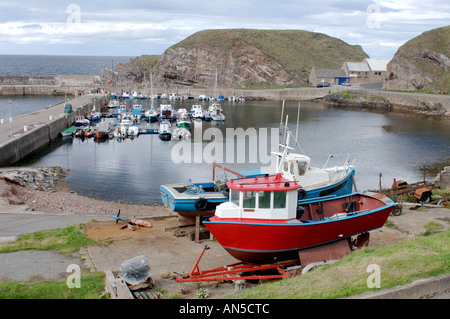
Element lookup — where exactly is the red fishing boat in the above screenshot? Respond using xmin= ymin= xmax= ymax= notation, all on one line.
xmin=203 ymin=173 xmax=395 ymax=264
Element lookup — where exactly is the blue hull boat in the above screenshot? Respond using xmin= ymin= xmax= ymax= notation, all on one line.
xmin=160 ymin=157 xmax=356 ymax=225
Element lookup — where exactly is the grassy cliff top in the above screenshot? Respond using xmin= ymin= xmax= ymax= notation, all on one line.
xmin=170 ymin=29 xmax=369 ymax=76
xmin=401 ymin=25 xmax=450 ymax=54
xmin=399 ymin=25 xmax=449 ymax=91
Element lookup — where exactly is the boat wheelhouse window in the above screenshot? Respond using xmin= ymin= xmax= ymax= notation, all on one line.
xmin=243 ymin=191 xmax=256 ymax=208
xmin=273 ymin=191 xmax=287 ymax=209
xmin=290 ymin=162 xmax=295 ymax=175
xmin=298 ymin=161 xmax=308 ymax=175
xmin=283 ymin=161 xmax=289 ymax=173
xmin=258 ymin=191 xmax=271 ymax=209
xmin=230 ymin=189 xmax=240 ymax=206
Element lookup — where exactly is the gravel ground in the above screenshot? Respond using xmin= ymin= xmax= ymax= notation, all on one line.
xmin=0 ymin=170 xmax=171 ymax=217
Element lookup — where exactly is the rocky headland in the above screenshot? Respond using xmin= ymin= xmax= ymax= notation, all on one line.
xmin=384 ymin=25 xmax=449 ymax=92
xmin=100 ymin=29 xmax=369 ymax=89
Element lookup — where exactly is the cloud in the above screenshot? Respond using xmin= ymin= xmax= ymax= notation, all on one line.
xmin=0 ymin=0 xmax=448 ymax=57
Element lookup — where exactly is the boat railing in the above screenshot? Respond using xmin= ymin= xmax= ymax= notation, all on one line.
xmin=329 ymin=208 xmax=370 ymax=219
xmin=298 ymin=194 xmax=337 ymax=203
xmin=323 ymin=154 xmax=356 ymax=170
xmin=212 ymin=163 xmax=247 ymax=181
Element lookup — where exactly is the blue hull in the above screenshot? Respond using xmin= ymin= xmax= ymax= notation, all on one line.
xmin=160 ymin=169 xmax=355 ymax=215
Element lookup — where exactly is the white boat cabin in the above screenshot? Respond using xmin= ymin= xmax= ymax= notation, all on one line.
xmin=215 ymin=173 xmax=302 ymax=220
xmin=273 ymin=152 xmax=352 ymax=189
xmin=159 ymin=121 xmax=171 ymax=132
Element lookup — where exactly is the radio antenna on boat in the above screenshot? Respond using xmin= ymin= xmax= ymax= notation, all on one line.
xmin=280 ymin=114 xmax=288 ymax=151
xmin=279 ymin=101 xmax=285 ymax=138
xmin=295 ymin=102 xmax=300 ymax=144
xmin=277 ymin=117 xmax=294 ymax=173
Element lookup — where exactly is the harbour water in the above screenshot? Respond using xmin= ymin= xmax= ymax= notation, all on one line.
xmin=9 ymin=98 xmax=450 ymax=206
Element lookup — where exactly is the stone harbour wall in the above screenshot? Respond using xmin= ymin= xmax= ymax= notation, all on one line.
xmin=0 ymin=94 xmax=108 ymax=166
xmin=0 ymin=75 xmax=99 ymax=96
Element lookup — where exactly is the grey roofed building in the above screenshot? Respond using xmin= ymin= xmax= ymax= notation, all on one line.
xmin=343 ymin=62 xmax=370 ymax=72
xmin=341 ymin=59 xmax=391 ymax=83
xmin=309 ymin=67 xmax=348 ymax=86
xmin=364 ymin=58 xmax=390 ymax=72
xmin=314 ymin=68 xmax=347 ymax=78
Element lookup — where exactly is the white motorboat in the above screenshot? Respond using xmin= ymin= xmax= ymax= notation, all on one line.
xmin=209 ymin=104 xmax=225 ymax=121
xmin=190 ymin=105 xmax=204 ymax=119
xmin=127 ymin=126 xmax=139 ymax=136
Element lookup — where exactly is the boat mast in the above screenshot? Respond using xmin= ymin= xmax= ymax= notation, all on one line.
xmin=277 ymin=116 xmax=292 ymax=174
xmin=150 ymin=69 xmax=154 ymax=110
xmin=295 ymin=102 xmax=300 ymax=145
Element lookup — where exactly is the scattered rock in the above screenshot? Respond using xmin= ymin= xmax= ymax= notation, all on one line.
xmin=0 ymin=166 xmax=69 ymax=191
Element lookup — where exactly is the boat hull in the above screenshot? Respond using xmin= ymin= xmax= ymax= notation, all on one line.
xmin=94 ymin=131 xmax=108 ymax=139
xmin=159 ymin=132 xmax=172 ymax=141
xmin=160 ymin=168 xmax=355 ymax=214
xmin=160 ymin=182 xmax=226 ymax=214
xmin=203 ymin=192 xmax=394 ymax=263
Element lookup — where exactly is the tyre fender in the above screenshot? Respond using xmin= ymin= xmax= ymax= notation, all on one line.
xmin=298 ymin=189 xmax=307 ymax=200
xmin=194 ymin=198 xmax=209 ymax=211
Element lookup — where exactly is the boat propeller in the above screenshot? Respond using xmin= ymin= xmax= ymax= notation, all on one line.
xmin=113 ymin=209 xmax=128 ymax=224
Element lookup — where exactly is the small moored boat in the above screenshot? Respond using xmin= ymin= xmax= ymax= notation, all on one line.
xmin=74 ymin=116 xmax=90 ymax=127
xmin=208 ymin=104 xmax=225 ymax=121
xmin=61 ymin=126 xmax=77 ymax=137
xmin=158 ymin=120 xmax=172 ymax=141
xmin=160 ymin=104 xmax=175 ymax=122
xmin=190 ymin=105 xmax=204 ymax=120
xmin=176 ymin=109 xmax=191 ymax=130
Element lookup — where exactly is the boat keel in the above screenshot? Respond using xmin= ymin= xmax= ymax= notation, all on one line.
xmin=298 ymin=239 xmax=352 ymax=269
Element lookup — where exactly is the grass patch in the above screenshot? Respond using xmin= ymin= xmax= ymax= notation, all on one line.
xmin=0 ymin=271 xmax=107 ymax=299
xmin=230 ymin=229 xmax=450 ymax=299
xmin=369 ymin=94 xmax=385 ymax=102
xmin=0 ymin=224 xmax=101 ymax=254
xmin=0 ymin=224 xmax=108 ymax=299
xmin=339 ymin=91 xmax=359 ymax=99
xmin=422 ymin=221 xmax=445 ymax=236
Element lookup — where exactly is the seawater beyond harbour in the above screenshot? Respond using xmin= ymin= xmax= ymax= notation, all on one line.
xmin=0 ymin=55 xmax=133 ymax=76
xmin=5 ymin=97 xmax=450 ymax=206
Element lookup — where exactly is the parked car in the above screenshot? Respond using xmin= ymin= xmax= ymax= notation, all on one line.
xmin=316 ymin=82 xmax=331 ymax=88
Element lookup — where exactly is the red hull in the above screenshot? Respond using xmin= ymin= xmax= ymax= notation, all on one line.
xmin=204 ymin=204 xmax=393 ymax=263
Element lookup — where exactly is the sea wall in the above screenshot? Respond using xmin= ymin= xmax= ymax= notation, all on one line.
xmin=374 ymin=91 xmax=450 ymax=115
xmin=0 ymin=94 xmax=108 ymax=166
xmin=104 ymin=85 xmax=351 ymax=101
xmin=0 ymin=75 xmax=99 ymax=96
xmin=322 ymin=89 xmax=450 ymax=118
xmin=189 ymin=87 xmax=349 ymax=101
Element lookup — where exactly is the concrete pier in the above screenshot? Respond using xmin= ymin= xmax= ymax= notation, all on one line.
xmin=0 ymin=94 xmax=108 ymax=167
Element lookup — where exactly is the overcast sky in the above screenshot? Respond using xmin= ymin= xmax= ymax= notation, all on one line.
xmin=0 ymin=0 xmax=448 ymax=59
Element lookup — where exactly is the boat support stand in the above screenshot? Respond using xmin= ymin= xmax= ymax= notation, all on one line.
xmin=175 ymin=245 xmax=300 ymax=286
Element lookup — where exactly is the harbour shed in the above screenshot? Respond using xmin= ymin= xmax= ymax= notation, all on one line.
xmin=341 ymin=62 xmax=371 ymax=83
xmin=309 ymin=67 xmax=349 ymax=86
xmin=364 ymin=58 xmax=390 ymax=81
xmin=341 ymin=58 xmax=391 ymax=84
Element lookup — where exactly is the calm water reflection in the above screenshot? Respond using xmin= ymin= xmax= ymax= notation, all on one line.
xmin=14 ymin=99 xmax=450 ymax=205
